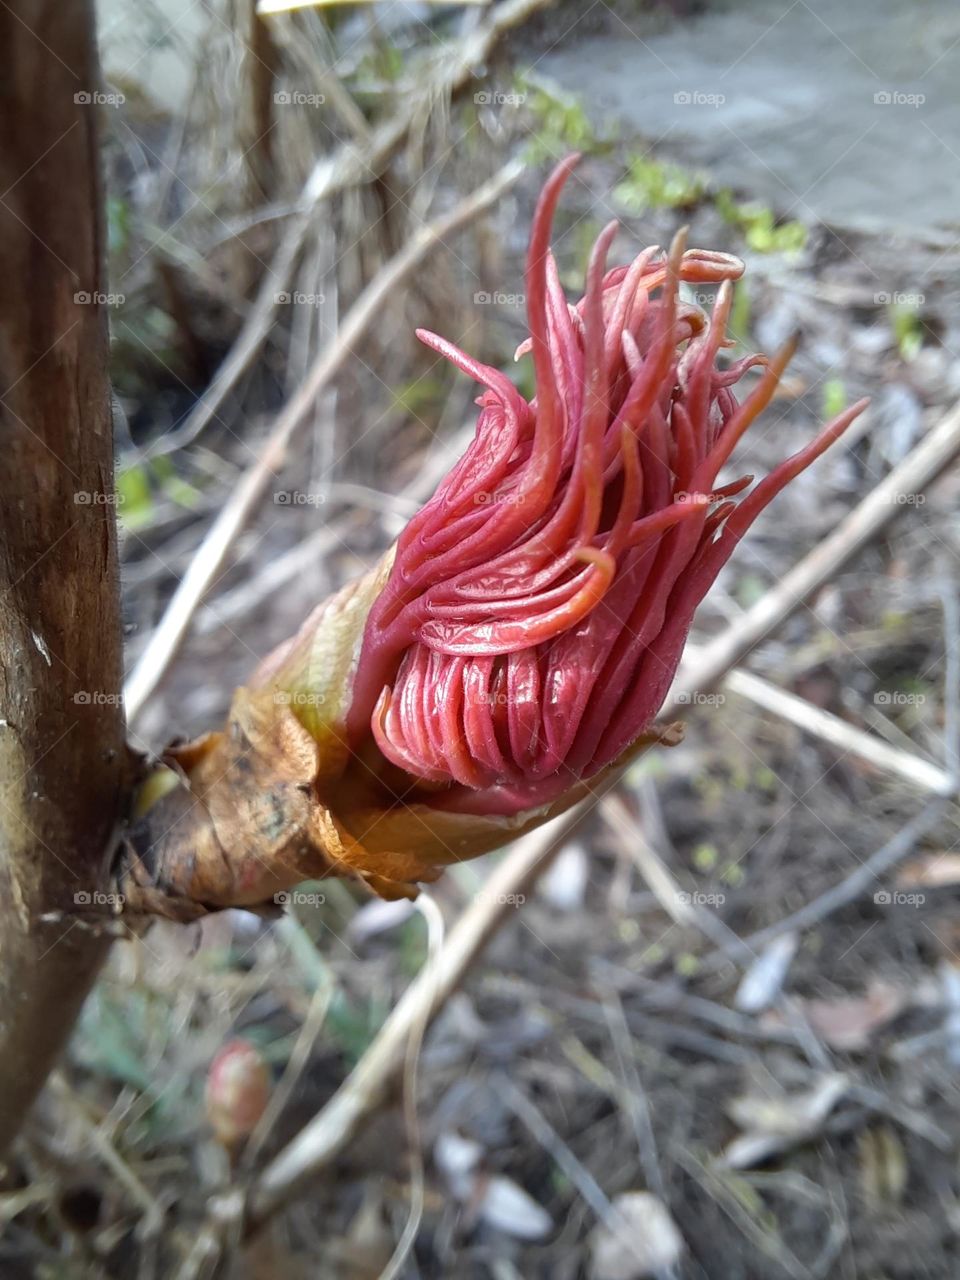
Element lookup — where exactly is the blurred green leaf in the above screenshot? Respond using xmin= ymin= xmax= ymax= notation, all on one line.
xmin=889 ymin=302 xmax=923 ymax=361
xmin=716 ymin=190 xmax=806 ymax=255
xmin=822 ymin=377 xmax=848 ymax=419
xmin=106 ymin=195 xmax=131 ymax=259
xmin=151 ymin=454 xmax=203 ymax=510
xmin=521 ymin=80 xmax=599 ymax=165
xmin=614 ymin=156 xmax=706 ymax=214
xmin=117 ymin=464 xmax=153 ymax=529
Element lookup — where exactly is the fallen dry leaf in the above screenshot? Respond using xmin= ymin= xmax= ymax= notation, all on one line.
xmin=721 ymin=1072 xmax=850 ymax=1168
xmin=479 ymin=1175 xmax=554 ymax=1240
xmin=434 ymin=1130 xmax=553 ymax=1241
xmin=800 ymin=983 xmax=905 ymax=1051
xmin=589 ymin=1192 xmax=685 ymax=1280
xmin=761 ymin=982 xmax=905 ymax=1052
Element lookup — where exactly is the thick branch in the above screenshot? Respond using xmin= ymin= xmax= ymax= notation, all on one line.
xmin=0 ymin=0 xmax=126 ymax=1151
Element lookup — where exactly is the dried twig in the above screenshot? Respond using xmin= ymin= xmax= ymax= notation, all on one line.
xmin=125 ymin=160 xmax=523 ymax=723
xmin=730 ymin=797 xmax=948 ymax=958
xmin=718 ymin=666 xmax=954 ymax=796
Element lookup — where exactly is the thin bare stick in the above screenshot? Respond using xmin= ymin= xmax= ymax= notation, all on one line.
xmin=125 ymin=160 xmax=523 ymax=723
xmin=496 ymin=1074 xmax=626 ymax=1231
xmin=237 ymin=400 xmax=960 ymax=1229
xmin=733 ymin=798 xmax=948 ymax=955
xmin=720 ymin=666 xmax=955 ymax=796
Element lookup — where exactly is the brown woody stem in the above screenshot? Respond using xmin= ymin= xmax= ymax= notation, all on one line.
xmin=0 ymin=0 xmax=127 ymax=1152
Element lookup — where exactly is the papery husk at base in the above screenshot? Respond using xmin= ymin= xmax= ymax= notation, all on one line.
xmin=115 ymin=558 xmax=683 ymax=918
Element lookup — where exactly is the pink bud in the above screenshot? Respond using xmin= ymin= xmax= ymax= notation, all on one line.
xmin=205 ymin=1038 xmax=270 ymax=1150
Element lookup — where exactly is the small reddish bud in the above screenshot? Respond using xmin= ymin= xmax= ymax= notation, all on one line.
xmin=205 ymin=1038 xmax=270 ymax=1151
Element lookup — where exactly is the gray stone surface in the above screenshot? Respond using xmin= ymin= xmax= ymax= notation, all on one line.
xmin=538 ymin=0 xmax=960 ymax=235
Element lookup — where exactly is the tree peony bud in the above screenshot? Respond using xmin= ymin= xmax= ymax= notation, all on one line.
xmin=125 ymin=155 xmax=867 ymax=915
